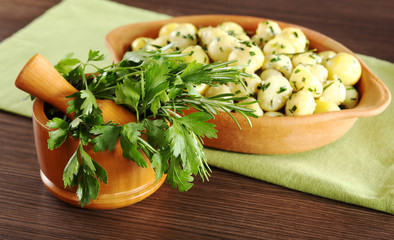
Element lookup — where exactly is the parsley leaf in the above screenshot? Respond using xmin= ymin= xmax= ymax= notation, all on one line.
xmin=47 ymin=117 xmax=69 ymax=150
xmin=90 ymin=124 xmax=121 ymax=152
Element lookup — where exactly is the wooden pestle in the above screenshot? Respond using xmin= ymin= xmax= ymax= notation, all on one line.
xmin=15 ymin=54 xmax=137 ymax=124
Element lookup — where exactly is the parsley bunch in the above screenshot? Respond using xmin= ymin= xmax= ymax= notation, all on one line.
xmin=48 ymin=45 xmax=257 ymax=207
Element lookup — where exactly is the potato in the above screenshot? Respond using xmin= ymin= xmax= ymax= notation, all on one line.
xmin=318 ymin=50 xmax=336 ymax=66
xmin=159 ymin=23 xmax=180 ymax=37
xmin=146 ymin=35 xmax=171 ymax=51
xmin=207 ymin=34 xmax=238 ymax=62
xmin=131 ymin=37 xmax=153 ymax=51
xmin=320 ymin=79 xmax=346 ymax=105
xmin=181 ymin=45 xmax=210 ymax=64
xmin=285 ymin=90 xmax=316 ymax=116
xmin=289 ymin=65 xmax=323 ymax=98
xmin=307 ymin=64 xmax=328 ymax=83
xmin=228 ymin=43 xmax=264 ymax=73
xmin=217 ymin=21 xmax=245 ymax=35
xmin=169 ymin=23 xmax=198 ymax=50
xmin=227 ymin=74 xmax=261 ymax=97
xmin=314 ymin=99 xmax=340 ymax=113
xmin=198 ymin=27 xmax=227 ymax=47
xmin=257 ymin=75 xmax=292 ymax=111
xmin=252 ymin=20 xmax=281 ymax=47
xmin=262 ymin=54 xmax=293 ymax=78
xmin=264 ymin=111 xmax=284 ymax=117
xmin=325 ymin=52 xmax=362 ymax=86
xmin=341 ymin=86 xmax=359 ymax=109
xmin=277 ymin=28 xmax=308 ymax=52
xmin=291 ymin=52 xmax=321 ymax=67
xmin=238 ymin=97 xmax=264 ymax=116
xmin=263 ymin=37 xmax=296 ymax=55
xmin=260 ymin=69 xmax=283 ymax=81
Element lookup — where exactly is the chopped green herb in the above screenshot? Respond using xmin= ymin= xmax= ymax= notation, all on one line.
xmin=270 ymin=56 xmax=281 ymax=62
xmin=261 ymin=82 xmax=271 ymax=91
xmin=249 ymin=51 xmax=256 ymax=56
xmin=289 ymin=105 xmax=297 ymax=114
xmin=269 ymin=26 xmax=274 ymax=34
xmin=295 ymin=69 xmax=300 ymax=74
xmin=302 ymin=77 xmax=306 ymax=82
xmin=293 ymin=31 xmax=299 ymax=38
xmin=276 ymin=86 xmax=287 ymax=94
xmin=323 ymin=82 xmax=334 ymax=91
xmin=176 ymin=31 xmax=181 ymax=36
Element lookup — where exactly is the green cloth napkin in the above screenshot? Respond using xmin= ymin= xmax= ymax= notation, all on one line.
xmin=1 ymin=0 xmax=393 ymax=214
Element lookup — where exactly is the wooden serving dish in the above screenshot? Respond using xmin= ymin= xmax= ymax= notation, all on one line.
xmin=32 ymin=98 xmax=165 ymax=209
xmin=106 ymin=15 xmax=391 ymax=154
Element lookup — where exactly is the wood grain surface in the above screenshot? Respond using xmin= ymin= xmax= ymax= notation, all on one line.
xmin=1 ymin=0 xmax=394 ymax=239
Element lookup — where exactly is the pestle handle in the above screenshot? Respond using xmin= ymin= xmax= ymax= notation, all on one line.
xmin=15 ymin=54 xmax=137 ymax=124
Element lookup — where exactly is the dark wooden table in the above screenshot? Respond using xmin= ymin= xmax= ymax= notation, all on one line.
xmin=1 ymin=0 xmax=393 ymax=239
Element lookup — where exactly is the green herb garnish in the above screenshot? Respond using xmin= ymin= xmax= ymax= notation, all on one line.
xmin=49 ymin=45 xmax=257 ymax=207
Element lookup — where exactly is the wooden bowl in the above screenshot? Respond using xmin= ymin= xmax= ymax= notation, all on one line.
xmin=105 ymin=15 xmax=391 ymax=154
xmin=32 ymin=98 xmax=166 ymax=209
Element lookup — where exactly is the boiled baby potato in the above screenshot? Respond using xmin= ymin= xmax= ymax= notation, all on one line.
xmin=320 ymin=79 xmax=346 ymax=106
xmin=181 ymin=45 xmax=210 ymax=64
xmin=159 ymin=23 xmax=180 ymax=37
xmin=264 ymin=111 xmax=284 ymax=117
xmin=307 ymin=64 xmax=328 ymax=83
xmin=228 ymin=42 xmax=264 ymax=73
xmin=238 ymin=97 xmax=264 ymax=116
xmin=285 ymin=90 xmax=316 ymax=116
xmin=260 ymin=69 xmax=283 ymax=81
xmin=217 ymin=21 xmax=245 ymax=35
xmin=198 ymin=27 xmax=227 ymax=47
xmin=276 ymin=28 xmax=308 ymax=52
xmin=207 ymin=34 xmax=239 ymax=62
xmin=318 ymin=50 xmax=336 ymax=66
xmin=257 ymin=75 xmax=292 ymax=112
xmin=314 ymin=99 xmax=340 ymax=113
xmin=169 ymin=23 xmax=198 ymax=50
xmin=289 ymin=65 xmax=323 ymax=98
xmin=263 ymin=37 xmax=296 ymax=55
xmin=341 ymin=86 xmax=359 ymax=109
xmin=291 ymin=52 xmax=321 ymax=67
xmin=251 ymin=20 xmax=282 ymax=47
xmin=227 ymin=74 xmax=261 ymax=97
xmin=262 ymin=54 xmax=293 ymax=78
xmin=325 ymin=52 xmax=362 ymax=86
xmin=131 ymin=37 xmax=153 ymax=51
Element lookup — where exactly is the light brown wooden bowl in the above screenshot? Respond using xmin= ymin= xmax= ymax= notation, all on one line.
xmin=106 ymin=15 xmax=391 ymax=154
xmin=32 ymin=98 xmax=166 ymax=209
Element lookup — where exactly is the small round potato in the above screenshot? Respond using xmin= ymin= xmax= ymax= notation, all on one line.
xmin=217 ymin=22 xmax=245 ymax=35
xmin=264 ymin=111 xmax=284 ymax=117
xmin=285 ymin=90 xmax=316 ymax=116
xmin=263 ymin=54 xmax=293 ymax=78
xmin=198 ymin=27 xmax=228 ymax=47
xmin=207 ymin=34 xmax=239 ymax=62
xmin=277 ymin=28 xmax=308 ymax=52
xmin=228 ymin=43 xmax=264 ymax=73
xmin=227 ymin=74 xmax=261 ymax=97
xmin=238 ymin=97 xmax=264 ymax=116
xmin=204 ymin=84 xmax=233 ymax=98
xmin=307 ymin=64 xmax=328 ymax=83
xmin=291 ymin=52 xmax=321 ymax=67
xmin=325 ymin=52 xmax=362 ymax=86
xmin=255 ymin=20 xmax=281 ymax=42
xmin=320 ymin=79 xmax=346 ymax=105
xmin=289 ymin=65 xmax=323 ymax=98
xmin=341 ymin=86 xmax=359 ymax=109
xmin=181 ymin=45 xmax=210 ymax=64
xmin=169 ymin=23 xmax=198 ymax=50
xmin=263 ymin=37 xmax=296 ymax=55
xmin=318 ymin=50 xmax=336 ymax=66
xmin=159 ymin=23 xmax=180 ymax=37
xmin=146 ymin=35 xmax=171 ymax=51
xmin=131 ymin=37 xmax=153 ymax=51
xmin=314 ymin=99 xmax=340 ymax=113
xmin=257 ymin=75 xmax=292 ymax=112
xmin=193 ymin=84 xmax=210 ymax=95
xmin=260 ymin=69 xmax=283 ymax=81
